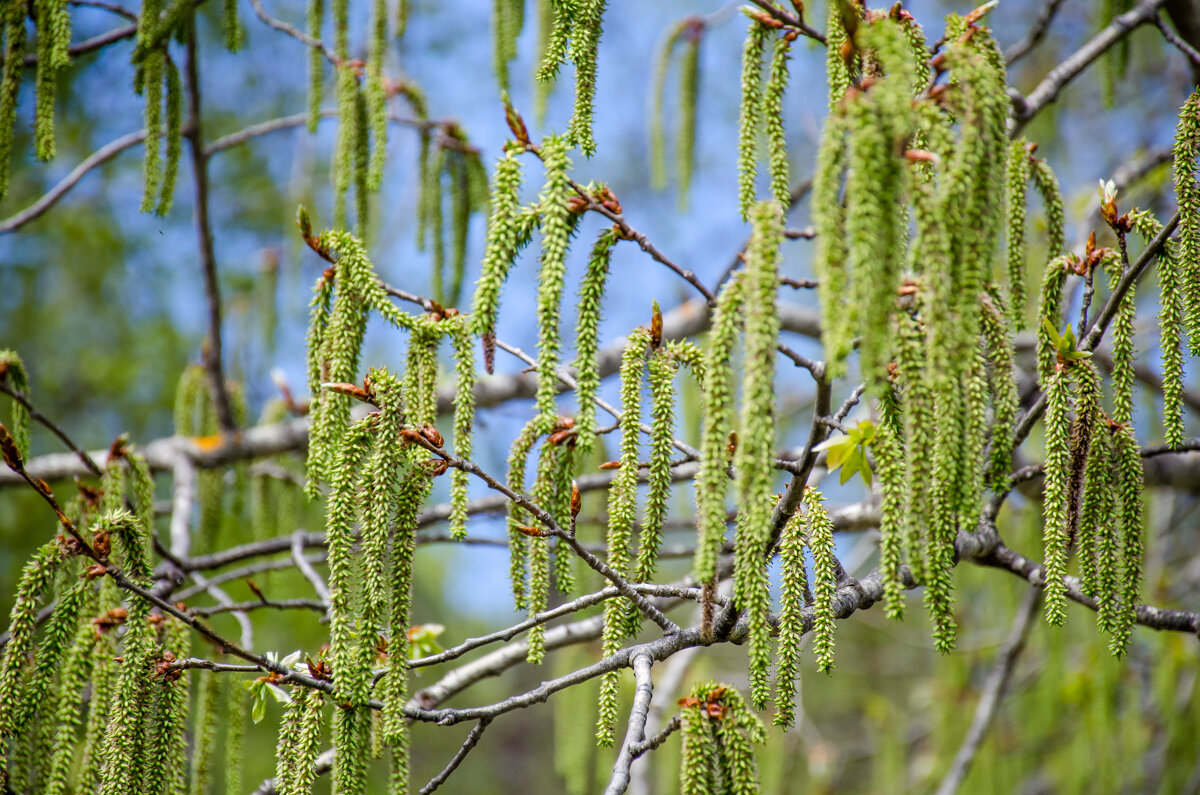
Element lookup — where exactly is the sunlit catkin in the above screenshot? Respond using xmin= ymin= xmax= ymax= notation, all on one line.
xmin=774 ymin=511 xmax=808 ymax=727
xmin=573 ymin=228 xmax=617 ymax=456
xmin=1005 ymin=141 xmax=1033 ymax=327
xmin=1042 ymin=365 xmax=1074 ymax=626
xmin=804 ymin=488 xmax=837 ymax=674
xmin=1175 ymin=89 xmax=1200 ymax=353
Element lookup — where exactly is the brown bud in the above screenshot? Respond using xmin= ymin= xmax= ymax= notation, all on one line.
xmin=650 ymin=302 xmax=663 ymax=348
xmin=92 ymin=530 xmax=111 ymax=557
xmin=570 ymin=481 xmax=582 ymax=517
xmin=420 ymin=425 xmax=445 ymax=448
xmin=425 ymin=459 xmax=450 ymax=477
xmin=727 ymin=431 xmax=738 ymax=457
xmin=599 ymin=460 xmax=621 ymax=470
xmin=0 ymin=423 xmax=23 ymax=471
xmin=514 ymin=523 xmax=552 ymax=538
xmin=84 ymin=563 xmax=107 ymax=580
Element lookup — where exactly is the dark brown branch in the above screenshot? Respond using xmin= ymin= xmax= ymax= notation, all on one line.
xmin=0 ymin=382 xmax=103 ymax=476
xmin=183 ymin=25 xmax=237 ymax=434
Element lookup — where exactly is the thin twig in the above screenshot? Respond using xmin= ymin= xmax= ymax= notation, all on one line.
xmin=417 ymin=719 xmax=493 ymax=794
xmin=0 ymin=383 xmax=103 ymax=475
xmin=1004 ymin=0 xmax=1067 ymax=64
xmin=292 ymin=529 xmax=330 ymax=605
xmin=933 ymin=586 xmax=1041 ymax=795
xmin=183 ymin=26 xmax=237 ymax=434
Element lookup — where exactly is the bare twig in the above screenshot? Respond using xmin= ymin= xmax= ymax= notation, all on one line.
xmin=0 ymin=382 xmax=103 ymax=475
xmin=934 ymin=586 xmax=1041 ymax=795
xmin=291 ymin=529 xmax=330 ymax=605
xmin=418 ymin=719 xmax=493 ymax=794
xmin=1005 ymin=0 xmax=1067 ymax=64
xmin=183 ymin=26 xmax=237 ymax=434
xmin=605 ymin=652 xmax=656 ymax=795
xmin=1012 ymin=0 xmax=1168 ymax=135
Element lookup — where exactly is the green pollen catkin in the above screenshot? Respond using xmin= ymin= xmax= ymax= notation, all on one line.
xmin=824 ymin=0 xmax=853 ymax=108
xmin=981 ymin=292 xmax=1019 ymax=492
xmin=735 ymin=201 xmax=783 ymax=708
xmin=874 ymin=400 xmax=907 ymax=620
xmin=649 ymin=18 xmax=688 ymax=191
xmin=1005 ymin=141 xmax=1033 ymax=328
xmin=1175 ymin=89 xmax=1200 ymax=354
xmin=676 ymin=28 xmax=701 ymax=207
xmin=1042 ymin=365 xmax=1074 ymax=626
xmin=492 ymin=0 xmax=525 ymax=91
xmin=1036 ymin=255 xmax=1071 ymax=385
xmin=1129 ymin=209 xmax=1186 ymax=448
xmin=1110 ymin=423 xmax=1142 ymax=656
xmin=736 ymin=19 xmax=769 ymax=220
xmin=1030 ymin=157 xmax=1066 ymax=261
xmin=449 ymin=153 xmax=471 ymax=306
xmin=573 ymin=228 xmax=616 ymax=456
xmin=679 ymin=682 xmax=765 ymax=795
xmin=472 ymin=144 xmax=531 ymax=345
xmin=635 ymin=349 xmax=677 ymax=584
xmin=565 ymin=0 xmax=606 ymax=156
xmin=535 ymin=134 xmax=574 ymax=416
xmin=139 ymin=49 xmax=165 ymax=214
xmin=0 ymin=0 xmax=29 ymax=199
xmin=811 ymin=109 xmax=852 ymax=377
xmin=449 ymin=318 xmax=477 ymax=540
xmin=365 ymin=0 xmax=388 ymax=192
xmin=693 ymin=274 xmax=742 ymax=596
xmin=33 ymin=0 xmax=71 ymax=162
xmin=0 ymin=541 xmax=63 ymax=783
xmin=773 ymin=511 xmax=808 ymax=727
xmin=507 ymin=417 xmax=548 ymax=610
xmin=804 ymin=488 xmax=837 ymax=674
xmin=307 ymin=0 xmax=324 ymax=132
xmin=44 ymin=590 xmax=101 ymax=795
xmin=0 ymin=350 xmax=31 ymax=458
xmin=222 ymin=0 xmax=243 ymax=51
xmin=155 ymin=57 xmax=182 ymax=215
xmin=763 ymin=32 xmax=792 ymax=210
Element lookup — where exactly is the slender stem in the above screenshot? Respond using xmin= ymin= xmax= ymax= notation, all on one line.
xmin=184 ymin=24 xmax=237 ymax=434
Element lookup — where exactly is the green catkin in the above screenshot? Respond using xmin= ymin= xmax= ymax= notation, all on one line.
xmin=1110 ymin=423 xmax=1142 ymax=656
xmin=573 ymin=228 xmax=617 ymax=456
xmin=0 ymin=0 xmax=28 ymax=199
xmin=596 ymin=328 xmax=651 ymax=745
xmin=1030 ymin=157 xmax=1067 ymax=261
xmin=895 ymin=314 xmax=931 ymax=571
xmin=326 ymin=417 xmax=375 ymax=720
xmin=143 ymin=672 xmax=189 ymax=795
xmin=139 ymin=48 xmax=165 ymax=213
xmin=1104 ymin=252 xmax=1136 ymax=425
xmin=676 ymin=27 xmax=701 ymax=206
xmin=472 ymin=145 xmax=530 ymax=343
xmin=188 ymin=661 xmax=221 ymax=795
xmin=155 ymin=57 xmax=182 ymax=215
xmin=222 ymin=0 xmax=243 ymax=50
xmin=33 ymin=0 xmax=71 ymax=162
xmin=11 ymin=576 xmax=87 ymax=760
xmin=679 ymin=682 xmax=765 ymax=795
xmin=43 ymin=590 xmax=100 ymax=795
xmin=649 ymin=19 xmax=687 ymax=191
xmin=98 ymin=599 xmax=155 ymax=794
xmin=525 ymin=443 xmax=556 ymax=665
xmin=774 ymin=512 xmax=808 ymax=728
xmin=873 ymin=408 xmax=907 ymax=620
xmin=1005 ymin=141 xmax=1032 ymax=327
xmin=361 ymin=371 xmax=404 ymax=652
xmin=693 ymin=275 xmax=743 ymax=592
xmin=1175 ymin=89 xmax=1200 ymax=353
xmin=535 ymin=134 xmax=574 ymax=416
xmin=763 ymin=32 xmax=792 ymax=210
xmin=845 ymin=84 xmax=903 ymax=393
xmin=635 ymin=349 xmax=677 ymax=584
xmin=824 ymin=1 xmax=852 ymax=108
xmin=1130 ymin=210 xmax=1186 ymax=448
xmin=1075 ymin=362 xmax=1106 ymax=596
xmin=536 ymin=0 xmax=575 ymax=84
xmin=735 ymin=201 xmax=783 ymax=708
xmin=383 ymin=462 xmax=430 ymax=763
xmin=365 ymin=0 xmax=387 ymax=191
xmin=333 ymin=706 xmax=368 ymax=795
xmin=492 ymin=0 xmax=525 ymax=91
xmin=293 ymin=690 xmax=327 ymax=795
xmin=736 ymin=20 xmax=769 ymax=220
xmin=333 ymin=66 xmax=359 ymax=230
xmin=427 ymin=148 xmax=447 ymax=299
xmin=0 ymin=350 xmax=31 ymax=458
xmin=506 ymin=417 xmax=546 ymax=610
xmin=1042 ymin=366 xmax=1074 ymax=626
xmin=811 ymin=110 xmax=852 ymax=377
xmin=0 ymin=541 xmax=62 ymax=784
xmin=449 ymin=318 xmax=476 ymax=540
xmin=548 ymin=443 xmax=577 ymax=596
xmin=307 ymin=0 xmax=324 ymax=132
xmin=1086 ymin=428 xmax=1119 ymax=634
xmin=565 ymin=0 xmax=606 ymax=156
xmin=1036 ymin=255 xmax=1071 ymax=385
xmin=273 ymin=688 xmax=307 ymax=794
xmin=78 ymin=638 xmax=117 ymax=793
xmin=680 ymin=698 xmax=717 ymax=794
xmin=981 ymin=293 xmax=1019 ymax=492
xmin=352 ymin=85 xmax=371 ymax=237
xmin=449 ymin=155 xmax=471 ymax=306
xmin=804 ymin=488 xmax=837 ymax=674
